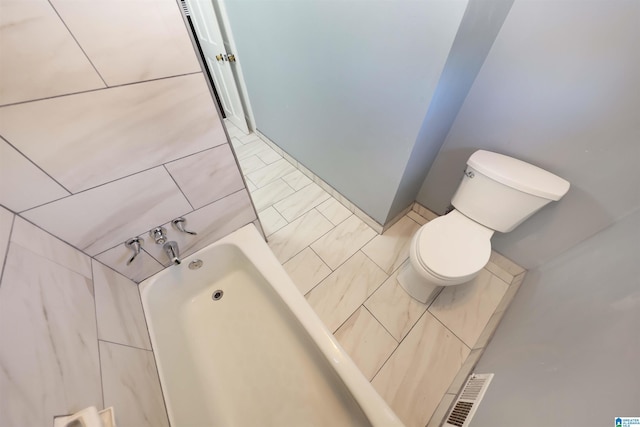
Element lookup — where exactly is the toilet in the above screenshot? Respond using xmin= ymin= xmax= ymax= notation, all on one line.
xmin=398 ymin=150 xmax=570 ymax=303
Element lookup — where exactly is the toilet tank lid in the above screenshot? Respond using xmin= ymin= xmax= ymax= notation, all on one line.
xmin=468 ymin=150 xmax=570 ymax=201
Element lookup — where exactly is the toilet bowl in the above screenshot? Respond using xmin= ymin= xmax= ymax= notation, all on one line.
xmin=398 ymin=210 xmax=493 ymax=303
xmin=398 ymin=150 xmax=570 ymax=303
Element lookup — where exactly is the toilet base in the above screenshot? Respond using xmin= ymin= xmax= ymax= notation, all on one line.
xmin=397 ymin=261 xmax=441 ymax=304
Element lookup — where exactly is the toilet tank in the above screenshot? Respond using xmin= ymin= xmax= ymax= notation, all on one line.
xmin=451 ymin=150 xmax=570 ymax=233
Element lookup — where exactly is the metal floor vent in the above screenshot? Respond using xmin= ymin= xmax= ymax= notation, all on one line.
xmin=180 ymin=0 xmax=190 ymax=16
xmin=444 ymin=373 xmax=494 ymax=427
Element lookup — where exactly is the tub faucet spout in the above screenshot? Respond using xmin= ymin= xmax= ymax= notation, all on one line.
xmin=163 ymin=241 xmax=181 ymax=265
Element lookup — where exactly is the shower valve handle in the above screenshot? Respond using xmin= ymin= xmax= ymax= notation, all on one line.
xmin=172 ymin=218 xmax=197 ymax=235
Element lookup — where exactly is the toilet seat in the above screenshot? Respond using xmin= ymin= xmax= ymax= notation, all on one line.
xmin=414 ymin=210 xmax=493 ymax=281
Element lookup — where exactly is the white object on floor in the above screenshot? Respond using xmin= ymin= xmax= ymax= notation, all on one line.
xmin=53 ymin=406 xmax=116 ymax=427
xmin=400 ymin=150 xmax=569 ymax=302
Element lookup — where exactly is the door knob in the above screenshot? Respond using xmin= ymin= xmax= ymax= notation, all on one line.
xmin=215 ymin=54 xmax=224 ymax=61
xmin=227 ymin=54 xmax=236 ymax=62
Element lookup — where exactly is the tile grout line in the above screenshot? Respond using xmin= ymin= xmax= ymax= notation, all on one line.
xmin=0 ymin=213 xmax=16 ymax=288
xmin=98 ymin=338 xmax=154 ymax=352
xmin=362 ymin=304 xmax=400 ymax=345
xmin=163 ymin=164 xmax=195 ymax=212
xmin=17 ymin=144 xmax=223 ymax=215
xmin=0 ymin=70 xmax=204 ymax=109
xmin=428 ymin=308 xmax=473 ymax=351
xmin=312 ymin=249 xmax=389 ymax=334
xmin=45 ymin=0 xmax=108 ymax=87
xmin=366 ymin=311 xmax=404 ymax=382
xmin=1 ymin=135 xmax=74 ymax=195
xmin=362 ymin=300 xmax=404 ymax=344
xmin=90 ymin=261 xmax=106 ymax=409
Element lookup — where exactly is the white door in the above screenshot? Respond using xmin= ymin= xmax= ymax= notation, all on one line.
xmin=184 ymin=0 xmax=249 ymax=133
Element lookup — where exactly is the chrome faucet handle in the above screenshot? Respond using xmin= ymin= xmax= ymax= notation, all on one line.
xmin=125 ymin=237 xmax=143 ymax=265
xmin=171 ymin=217 xmax=197 ymax=235
xmin=150 ymin=227 xmax=168 ymax=244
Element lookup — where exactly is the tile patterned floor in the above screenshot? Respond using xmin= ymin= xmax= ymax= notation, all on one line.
xmin=225 ymin=121 xmax=526 ymax=427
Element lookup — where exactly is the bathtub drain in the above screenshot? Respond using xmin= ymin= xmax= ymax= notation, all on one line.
xmin=212 ymin=290 xmax=224 ymax=301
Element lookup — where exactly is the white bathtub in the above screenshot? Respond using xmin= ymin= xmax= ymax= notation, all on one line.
xmin=140 ymin=224 xmax=403 ymax=427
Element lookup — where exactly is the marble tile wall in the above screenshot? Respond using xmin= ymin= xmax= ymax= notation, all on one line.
xmin=0 ymin=2 xmax=258 ymax=426
xmin=0 ymin=0 xmax=258 ymax=282
xmin=0 ymin=216 xmax=168 ymax=427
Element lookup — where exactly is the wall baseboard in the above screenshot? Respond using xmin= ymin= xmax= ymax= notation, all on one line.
xmin=255 ymin=130 xmax=385 ymax=234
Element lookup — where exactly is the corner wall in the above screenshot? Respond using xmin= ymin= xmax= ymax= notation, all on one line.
xmin=417 ymin=0 xmax=640 ymax=268
xmin=386 ymin=0 xmax=514 ymax=222
xmin=223 ymin=0 xmax=468 ymax=224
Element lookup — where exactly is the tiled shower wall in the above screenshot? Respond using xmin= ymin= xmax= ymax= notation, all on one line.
xmin=0 ymin=0 xmax=257 ymax=425
xmin=0 ymin=0 xmax=257 ymax=281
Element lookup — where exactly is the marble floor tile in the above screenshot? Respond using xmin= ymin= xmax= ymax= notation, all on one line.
xmin=224 ymin=120 xmax=245 ymax=138
xmin=306 ymin=252 xmax=387 ymax=332
xmin=406 ymin=210 xmax=428 ymax=225
xmin=281 ymin=170 xmax=313 ymax=191
xmin=0 ymin=206 xmax=14 ymax=279
xmin=371 ymin=312 xmax=470 ymax=427
xmin=494 ymin=272 xmax=525 ymax=314
xmin=334 ymin=307 xmax=398 ymax=380
xmin=99 ymin=341 xmax=169 ymax=427
xmin=0 ymin=243 xmax=102 ymax=427
xmin=10 ymin=216 xmax=91 ymax=279
xmin=0 ymin=0 xmax=104 ymax=105
xmin=238 ymin=155 xmax=267 ymax=174
xmin=22 ymin=167 xmax=193 ymax=256
xmin=234 ymin=139 xmax=274 ymax=160
xmin=426 ymin=393 xmax=457 ymax=427
xmin=255 ymin=146 xmax=282 ymax=164
xmin=283 ymin=247 xmax=332 ymax=295
xmin=258 ymin=206 xmax=288 ymax=237
xmin=246 ymin=158 xmax=296 ymax=188
xmin=267 ymin=209 xmax=334 ymax=264
xmin=316 ymin=197 xmax=352 ymax=225
xmin=248 ymin=178 xmax=295 ymax=212
xmin=447 ymin=348 xmax=483 ymax=394
xmin=230 ymin=137 xmax=245 ymax=149
xmin=413 ymin=204 xmax=439 ymax=222
xmin=1 ymin=74 xmax=224 ymax=193
xmin=237 ymin=132 xmax=261 ymax=144
xmin=93 ymin=260 xmax=151 ymax=350
xmin=362 ymin=216 xmax=421 ymax=274
xmin=0 ymin=138 xmax=70 ymax=212
xmin=245 ymin=179 xmax=257 ymax=192
xmin=364 ymin=267 xmax=429 ymax=341
xmin=486 ymin=250 xmax=526 ymax=284
xmin=310 ymin=215 xmax=377 ymax=270
xmin=50 ymin=0 xmax=200 ymax=86
xmin=428 ymin=269 xmax=509 ymax=347
xmin=165 ymin=144 xmax=245 ymax=209
xmin=273 ymin=182 xmax=331 ymax=222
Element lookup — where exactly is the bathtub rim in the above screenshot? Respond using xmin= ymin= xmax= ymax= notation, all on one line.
xmin=139 ymin=223 xmax=404 ymax=427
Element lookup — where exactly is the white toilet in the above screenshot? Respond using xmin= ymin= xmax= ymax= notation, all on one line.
xmin=398 ymin=150 xmax=570 ymax=303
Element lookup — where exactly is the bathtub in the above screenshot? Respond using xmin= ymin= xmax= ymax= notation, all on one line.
xmin=139 ymin=224 xmax=403 ymax=426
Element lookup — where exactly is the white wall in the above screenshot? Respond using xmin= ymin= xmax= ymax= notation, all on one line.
xmin=470 ymin=207 xmax=640 ymax=426
xmin=387 ymin=0 xmax=514 ymax=222
xmin=417 ymin=0 xmax=640 ymax=268
xmin=223 ymin=0 xmax=468 ymax=223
